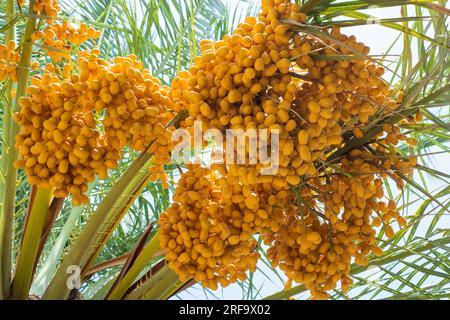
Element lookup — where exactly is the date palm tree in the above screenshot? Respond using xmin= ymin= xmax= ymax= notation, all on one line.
xmin=0 ymin=0 xmax=448 ymax=300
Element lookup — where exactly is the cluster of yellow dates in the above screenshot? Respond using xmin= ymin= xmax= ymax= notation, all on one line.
xmin=159 ymin=0 xmax=417 ymax=298
xmin=0 ymin=41 xmax=20 ymax=81
xmin=14 ymin=51 xmax=174 ymax=205
xmin=17 ymin=0 xmax=60 ymax=17
xmin=32 ymin=21 xmax=101 ymax=61
xmin=159 ymin=166 xmax=260 ymax=290
xmin=31 ymin=0 xmax=60 ymax=17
